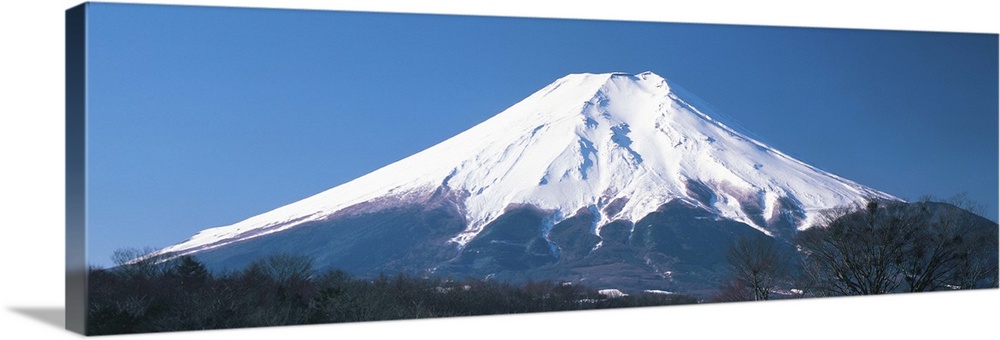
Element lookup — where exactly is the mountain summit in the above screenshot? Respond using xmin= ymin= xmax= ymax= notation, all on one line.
xmin=154 ymin=72 xmax=896 ymax=292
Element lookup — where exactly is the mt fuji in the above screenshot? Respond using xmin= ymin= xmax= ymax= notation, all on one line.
xmin=153 ymin=71 xmax=896 ymax=293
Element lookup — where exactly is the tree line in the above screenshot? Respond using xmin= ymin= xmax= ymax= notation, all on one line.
xmin=87 ymin=251 xmax=696 ymax=335
xmin=88 ymin=197 xmax=997 ymax=334
xmin=714 ymin=197 xmax=999 ymax=302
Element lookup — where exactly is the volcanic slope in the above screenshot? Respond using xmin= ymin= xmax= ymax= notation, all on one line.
xmin=154 ymin=71 xmax=896 ymax=293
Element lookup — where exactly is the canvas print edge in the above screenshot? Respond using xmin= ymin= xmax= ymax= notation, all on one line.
xmin=58 ymin=0 xmax=999 ymax=338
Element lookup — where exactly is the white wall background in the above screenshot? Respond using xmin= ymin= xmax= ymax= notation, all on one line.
xmin=1 ymin=1 xmax=997 ymax=339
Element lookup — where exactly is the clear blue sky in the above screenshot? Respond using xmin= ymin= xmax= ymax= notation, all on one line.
xmin=84 ymin=3 xmax=998 ymax=266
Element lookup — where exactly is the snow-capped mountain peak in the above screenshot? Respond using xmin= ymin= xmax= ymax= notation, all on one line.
xmin=156 ymin=71 xmax=895 ymax=258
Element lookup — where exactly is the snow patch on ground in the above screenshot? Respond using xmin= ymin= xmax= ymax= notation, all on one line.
xmin=598 ymin=289 xmax=628 ymax=298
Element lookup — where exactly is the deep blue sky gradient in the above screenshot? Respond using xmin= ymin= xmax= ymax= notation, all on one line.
xmin=85 ymin=3 xmax=998 ymax=266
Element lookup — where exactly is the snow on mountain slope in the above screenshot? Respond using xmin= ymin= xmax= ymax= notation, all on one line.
xmin=156 ymin=71 xmax=896 ymax=258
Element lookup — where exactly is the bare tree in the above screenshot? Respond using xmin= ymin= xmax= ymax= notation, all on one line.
xmin=906 ymin=194 xmax=999 ymax=291
xmin=797 ymin=201 xmax=922 ymax=295
xmin=722 ymin=234 xmax=789 ymax=301
xmin=711 ymin=279 xmax=754 ymax=302
xmin=110 ymin=247 xmax=171 ymax=281
xmin=246 ymin=253 xmax=315 ymax=285
xmin=798 ymin=198 xmax=998 ymax=296
xmin=951 ymin=229 xmax=1000 ymax=290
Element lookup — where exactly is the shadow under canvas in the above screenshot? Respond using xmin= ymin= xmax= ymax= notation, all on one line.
xmin=9 ymin=307 xmax=65 ymax=330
